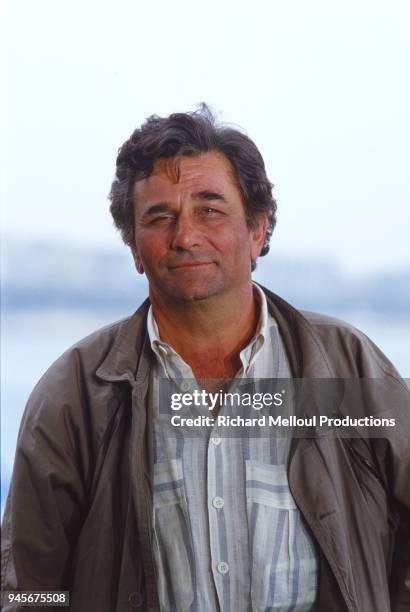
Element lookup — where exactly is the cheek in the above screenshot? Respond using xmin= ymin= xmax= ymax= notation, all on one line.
xmin=135 ymin=230 xmax=167 ymax=265
xmin=210 ymin=217 xmax=249 ymax=242
xmin=217 ymin=224 xmax=252 ymax=257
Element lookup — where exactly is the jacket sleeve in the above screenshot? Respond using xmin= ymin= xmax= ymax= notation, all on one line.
xmin=1 ymin=353 xmax=91 ymax=610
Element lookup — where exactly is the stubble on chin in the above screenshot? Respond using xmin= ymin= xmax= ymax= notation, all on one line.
xmin=158 ymin=276 xmax=227 ymax=305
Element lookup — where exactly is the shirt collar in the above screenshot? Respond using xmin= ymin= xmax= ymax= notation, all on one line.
xmin=239 ymin=282 xmax=269 ymax=373
xmin=147 ymin=304 xmax=189 ymax=379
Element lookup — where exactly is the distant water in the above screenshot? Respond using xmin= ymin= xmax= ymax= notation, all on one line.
xmin=1 ymin=309 xmax=128 ymax=517
xmin=2 ymin=308 xmax=409 ymax=516
xmin=325 ymin=309 xmax=410 ymax=378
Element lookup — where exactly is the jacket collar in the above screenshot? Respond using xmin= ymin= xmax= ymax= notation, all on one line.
xmin=260 ymin=286 xmax=335 ymax=378
xmin=96 ymin=285 xmax=335 ymax=384
xmin=96 ymin=297 xmax=153 ymax=385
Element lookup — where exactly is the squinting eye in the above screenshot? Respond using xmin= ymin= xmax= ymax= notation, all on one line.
xmin=150 ymin=215 xmax=174 ymax=224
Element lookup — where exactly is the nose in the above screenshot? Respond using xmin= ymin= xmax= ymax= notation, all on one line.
xmin=171 ymin=213 xmax=201 ymax=251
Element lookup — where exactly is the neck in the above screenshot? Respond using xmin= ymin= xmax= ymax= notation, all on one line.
xmin=150 ymin=283 xmax=259 ymax=380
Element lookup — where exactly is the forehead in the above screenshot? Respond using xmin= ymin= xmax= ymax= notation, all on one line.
xmin=133 ymin=151 xmax=240 ymax=205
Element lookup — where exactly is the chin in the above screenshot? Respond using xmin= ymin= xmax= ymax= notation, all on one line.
xmin=180 ymin=292 xmax=215 ymax=303
xmin=172 ymin=289 xmax=217 ymax=303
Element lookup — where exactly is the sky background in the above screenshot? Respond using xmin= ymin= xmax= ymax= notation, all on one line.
xmin=1 ymin=0 xmax=410 ymax=277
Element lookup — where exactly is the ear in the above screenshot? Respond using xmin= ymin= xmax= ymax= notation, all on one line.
xmin=250 ymin=214 xmax=268 ymax=263
xmin=131 ymin=245 xmax=144 ymax=275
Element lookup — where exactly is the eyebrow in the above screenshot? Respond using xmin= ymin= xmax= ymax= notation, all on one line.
xmin=194 ymin=190 xmax=227 ymax=202
xmin=142 ymin=203 xmax=171 ymax=218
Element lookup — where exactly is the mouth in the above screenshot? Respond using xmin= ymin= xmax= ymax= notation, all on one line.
xmin=168 ymin=262 xmax=214 ymax=270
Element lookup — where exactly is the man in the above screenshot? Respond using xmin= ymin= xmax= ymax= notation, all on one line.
xmin=2 ymin=106 xmax=409 ymax=612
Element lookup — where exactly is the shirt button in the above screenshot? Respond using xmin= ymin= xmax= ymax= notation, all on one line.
xmin=211 ymin=435 xmax=222 ymax=446
xmin=217 ymin=561 xmax=229 ymax=575
xmin=212 ymin=496 xmax=224 ymax=509
xmin=128 ymin=591 xmax=144 ymax=607
xmin=180 ymin=380 xmax=192 ymax=391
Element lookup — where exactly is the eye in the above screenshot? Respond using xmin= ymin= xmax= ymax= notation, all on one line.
xmin=150 ymin=214 xmax=175 ymax=224
xmin=198 ymin=206 xmax=225 ymax=220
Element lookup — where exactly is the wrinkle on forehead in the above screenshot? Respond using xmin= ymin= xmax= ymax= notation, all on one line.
xmin=156 ymin=152 xmax=238 ymax=184
xmin=151 ymin=156 xmax=183 ymax=184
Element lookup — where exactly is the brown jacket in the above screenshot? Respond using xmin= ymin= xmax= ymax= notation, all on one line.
xmin=2 ymin=288 xmax=410 ymax=611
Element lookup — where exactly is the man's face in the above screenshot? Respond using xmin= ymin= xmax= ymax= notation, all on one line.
xmin=132 ymin=151 xmax=267 ymax=304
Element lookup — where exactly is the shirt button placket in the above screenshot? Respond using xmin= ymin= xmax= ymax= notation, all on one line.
xmin=208 ymin=427 xmax=228 ymax=604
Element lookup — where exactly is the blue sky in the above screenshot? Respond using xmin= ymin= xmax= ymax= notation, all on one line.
xmin=2 ymin=0 xmax=410 ymax=276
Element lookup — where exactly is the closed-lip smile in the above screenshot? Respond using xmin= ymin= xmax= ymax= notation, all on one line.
xmin=168 ymin=262 xmax=213 ymax=269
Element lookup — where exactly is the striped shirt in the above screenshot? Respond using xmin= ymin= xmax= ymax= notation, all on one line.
xmin=147 ymin=283 xmax=318 ymax=611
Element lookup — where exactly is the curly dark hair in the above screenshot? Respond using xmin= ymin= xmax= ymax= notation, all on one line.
xmin=109 ymin=104 xmax=277 ymax=261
